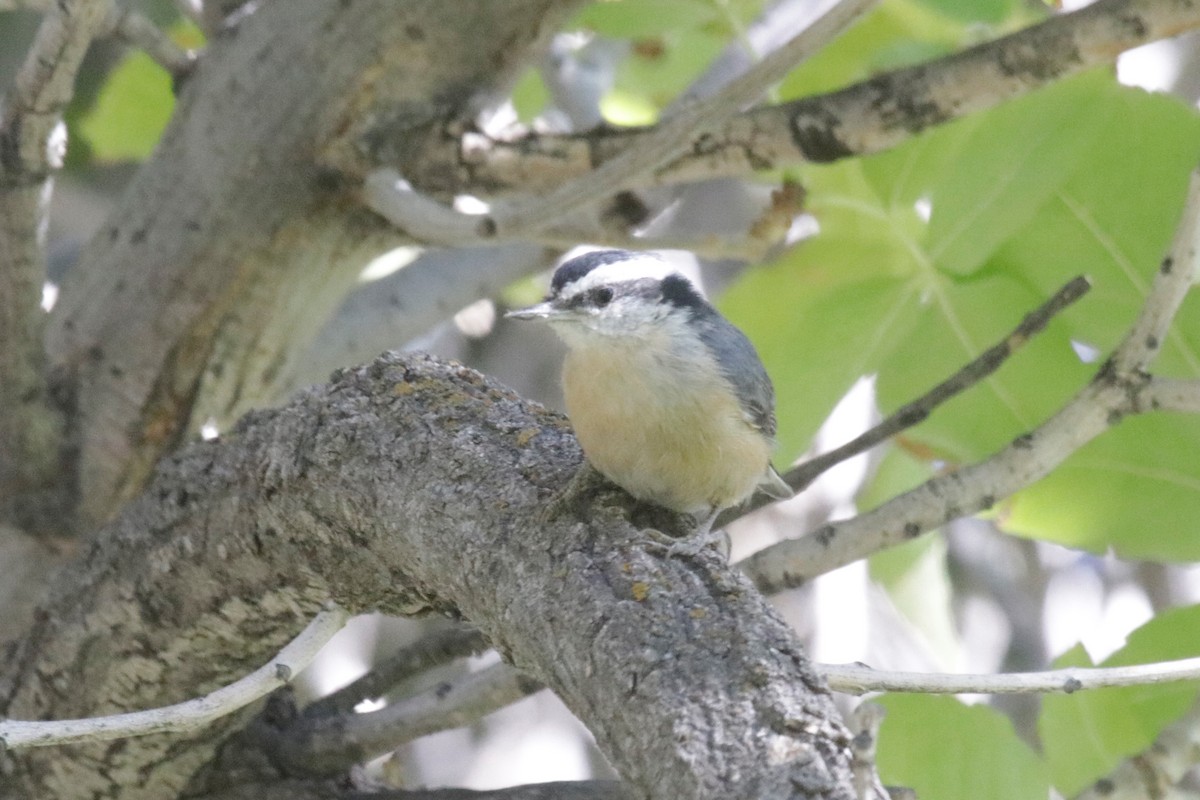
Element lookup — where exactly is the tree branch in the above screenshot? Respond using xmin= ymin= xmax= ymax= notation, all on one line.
xmin=820 ymin=656 xmax=1200 ymax=695
xmin=0 ymin=603 xmax=348 ymax=749
xmin=45 ymin=0 xmax=584 ymax=529
xmin=0 ymin=0 xmax=106 ymax=533
xmin=1144 ymin=376 xmax=1200 ymax=413
xmin=103 ymin=2 xmax=196 ymax=77
xmin=428 ymin=0 xmax=1200 ymax=196
xmin=269 ymin=662 xmax=540 ymax=777
xmin=720 ymin=274 xmax=1091 ymax=528
xmin=1 ymin=352 xmax=877 ymax=800
xmin=301 ymin=622 xmax=490 ymax=719
xmin=740 ymin=166 xmax=1200 ymax=593
xmin=364 ymin=0 xmax=879 ymax=244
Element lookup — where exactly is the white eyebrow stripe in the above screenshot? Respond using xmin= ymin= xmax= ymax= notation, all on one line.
xmin=561 ymin=256 xmax=673 ymax=296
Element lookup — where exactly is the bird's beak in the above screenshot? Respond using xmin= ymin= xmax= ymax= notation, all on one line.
xmin=505 ymin=301 xmax=559 ymax=321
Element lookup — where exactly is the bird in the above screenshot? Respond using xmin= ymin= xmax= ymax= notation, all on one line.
xmin=506 ymin=249 xmax=792 ymax=554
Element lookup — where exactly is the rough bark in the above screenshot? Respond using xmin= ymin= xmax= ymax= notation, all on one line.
xmin=0 ymin=352 xmax=862 ymax=800
xmin=43 ymin=0 xmax=581 ymax=529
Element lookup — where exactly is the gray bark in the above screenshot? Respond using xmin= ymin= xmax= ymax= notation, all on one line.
xmin=43 ymin=0 xmax=581 ymax=528
xmin=0 ymin=352 xmax=862 ymax=800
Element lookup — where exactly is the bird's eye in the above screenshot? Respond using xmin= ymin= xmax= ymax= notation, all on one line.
xmin=593 ymin=287 xmax=614 ymax=307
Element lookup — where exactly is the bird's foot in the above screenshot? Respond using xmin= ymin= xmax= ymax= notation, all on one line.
xmin=644 ymin=510 xmax=729 ymax=560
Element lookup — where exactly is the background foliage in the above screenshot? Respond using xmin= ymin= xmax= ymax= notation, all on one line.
xmin=39 ymin=0 xmax=1200 ymax=796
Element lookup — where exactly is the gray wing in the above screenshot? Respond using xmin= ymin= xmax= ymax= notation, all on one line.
xmin=694 ymin=311 xmax=777 ymax=438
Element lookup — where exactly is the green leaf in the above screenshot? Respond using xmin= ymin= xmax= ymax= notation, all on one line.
xmin=1040 ymin=605 xmax=1200 ymax=796
xmin=876 ymin=694 xmax=1049 ymax=800
xmin=606 ymin=27 xmax=727 ymax=118
xmin=1005 ymin=415 xmax=1200 ymax=560
xmin=733 ymin=66 xmax=1200 ymax=559
xmin=77 ymin=51 xmax=174 ymax=163
xmin=575 ymin=0 xmax=719 ymax=37
xmin=511 ymin=69 xmax=550 ymax=123
xmin=720 ymin=161 xmax=925 ymax=461
xmin=778 ymin=0 xmax=966 ymax=99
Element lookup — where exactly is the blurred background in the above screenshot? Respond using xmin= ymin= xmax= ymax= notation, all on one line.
xmin=6 ymin=0 xmax=1200 ymax=794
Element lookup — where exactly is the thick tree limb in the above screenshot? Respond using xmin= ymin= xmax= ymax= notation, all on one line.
xmin=44 ymin=0 xmax=583 ymax=528
xmin=740 ymin=167 xmax=1200 ymax=593
xmin=0 ymin=352 xmax=876 ymax=800
xmin=421 ymin=0 xmax=1200 ymax=196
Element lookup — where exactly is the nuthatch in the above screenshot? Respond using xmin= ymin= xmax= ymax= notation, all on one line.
xmin=507 ymin=249 xmax=792 ymax=548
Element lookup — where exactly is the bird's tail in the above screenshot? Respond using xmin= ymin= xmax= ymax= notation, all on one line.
xmin=759 ymin=466 xmax=793 ymax=500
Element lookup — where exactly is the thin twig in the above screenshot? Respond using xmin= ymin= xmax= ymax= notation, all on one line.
xmin=721 ymin=274 xmax=1091 ymax=529
xmin=820 ymin=655 xmax=1200 ymax=696
xmin=365 ymin=0 xmax=879 ymax=244
xmin=0 ymin=604 xmax=348 ymax=749
xmin=302 ymin=623 xmax=489 ymax=719
xmin=105 ymin=3 xmax=196 ymax=77
xmin=847 ymin=703 xmax=890 ymax=800
xmin=740 ymin=168 xmax=1200 ymax=593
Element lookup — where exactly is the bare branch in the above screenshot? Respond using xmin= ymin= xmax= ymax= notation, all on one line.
xmin=273 ymin=662 xmax=540 ymax=777
xmin=1145 ymin=376 xmax=1200 ymax=413
xmin=821 ymin=655 xmax=1200 ymax=696
xmin=440 ymin=0 xmax=1200 ymax=194
xmin=740 ymin=168 xmax=1200 ymax=593
xmin=847 ymin=703 xmax=890 ymax=800
xmin=0 ymin=603 xmax=348 ymax=749
xmin=365 ymin=0 xmax=880 ymax=244
xmin=103 ymin=4 xmax=196 ymax=77
xmin=0 ymin=0 xmax=106 ymax=532
xmin=721 ymin=274 xmax=1091 ymax=528
xmin=0 ymin=0 xmax=198 ymax=74
xmin=302 ymin=623 xmax=489 ymax=719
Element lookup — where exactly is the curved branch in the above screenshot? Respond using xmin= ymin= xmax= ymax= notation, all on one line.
xmin=1 ymin=352 xmax=876 ymax=800
xmin=0 ymin=604 xmax=348 ymax=749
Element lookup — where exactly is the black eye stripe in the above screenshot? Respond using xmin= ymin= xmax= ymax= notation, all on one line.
xmin=593 ymin=287 xmax=614 ymax=306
